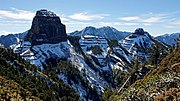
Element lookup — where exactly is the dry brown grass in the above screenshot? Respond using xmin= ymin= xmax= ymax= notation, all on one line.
xmin=0 ymin=76 xmax=41 ymax=101
xmin=154 ymin=88 xmax=180 ymax=101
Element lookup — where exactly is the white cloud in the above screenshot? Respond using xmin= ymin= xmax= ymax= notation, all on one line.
xmin=142 ymin=17 xmax=162 ymax=23
xmin=124 ymin=23 xmax=138 ymax=26
xmin=69 ymin=12 xmax=109 ymax=21
xmin=56 ymin=14 xmax=70 ymax=21
xmin=65 ymin=21 xmax=139 ymax=33
xmin=64 ymin=21 xmax=94 ymax=33
xmin=0 ymin=20 xmax=31 ymax=28
xmin=165 ymin=25 xmax=180 ymax=28
xmin=118 ymin=16 xmax=140 ymax=21
xmin=118 ymin=12 xmax=168 ymax=24
xmin=65 ymin=21 xmax=92 ymax=27
xmin=0 ymin=20 xmax=31 ymax=24
xmin=0 ymin=30 xmax=18 ymax=35
xmin=61 ymin=17 xmax=69 ymax=21
xmin=0 ymin=8 xmax=34 ymax=20
xmin=143 ymin=23 xmax=152 ymax=26
xmin=97 ymin=22 xmax=138 ymax=26
xmin=171 ymin=20 xmax=180 ymax=25
xmin=98 ymin=22 xmax=117 ymax=26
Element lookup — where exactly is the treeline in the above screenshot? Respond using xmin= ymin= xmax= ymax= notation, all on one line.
xmin=44 ymin=60 xmax=101 ymax=101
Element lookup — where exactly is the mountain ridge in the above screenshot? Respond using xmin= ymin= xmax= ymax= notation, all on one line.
xmin=1 ymin=27 xmax=179 ymax=48
xmin=155 ymin=33 xmax=180 ymax=46
xmin=108 ymin=46 xmax=180 ymax=101
xmin=0 ymin=9 xmax=178 ymax=101
xmin=69 ymin=26 xmax=131 ymax=40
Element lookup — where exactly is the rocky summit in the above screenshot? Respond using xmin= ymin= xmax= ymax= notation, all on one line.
xmin=134 ymin=28 xmax=146 ymax=35
xmin=24 ymin=9 xmax=67 ymax=45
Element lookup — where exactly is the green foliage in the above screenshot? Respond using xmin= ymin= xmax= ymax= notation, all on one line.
xmin=102 ymin=89 xmax=114 ymax=101
xmin=0 ymin=76 xmax=41 ymax=101
xmin=68 ymin=36 xmax=99 ymax=72
xmin=88 ymin=45 xmax=103 ymax=54
xmin=0 ymin=47 xmax=81 ymax=101
xmin=113 ymin=70 xmax=128 ymax=87
xmin=50 ymin=60 xmax=100 ymax=101
xmin=83 ymin=53 xmax=99 ymax=72
xmin=114 ymin=51 xmax=131 ymax=65
xmin=56 ymin=60 xmax=85 ymax=84
xmin=67 ymin=36 xmax=82 ymax=53
xmin=109 ymin=46 xmax=180 ymax=101
xmin=108 ymin=40 xmax=119 ymax=48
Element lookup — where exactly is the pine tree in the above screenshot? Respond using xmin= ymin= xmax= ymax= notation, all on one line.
xmin=153 ymin=44 xmax=160 ymax=68
xmin=135 ymin=50 xmax=139 ymax=71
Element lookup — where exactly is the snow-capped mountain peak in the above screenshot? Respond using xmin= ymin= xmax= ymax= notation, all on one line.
xmin=119 ymin=28 xmax=155 ymax=59
xmin=155 ymin=33 xmax=180 ymax=46
xmin=69 ymin=26 xmax=131 ymax=40
xmin=0 ymin=31 xmax=28 ymax=47
xmin=0 ymin=8 xmax=174 ymax=100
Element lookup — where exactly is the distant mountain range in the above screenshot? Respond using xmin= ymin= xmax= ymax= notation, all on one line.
xmin=1 ymin=27 xmax=179 ymax=47
xmin=155 ymin=33 xmax=180 ymax=46
xmin=69 ymin=26 xmax=131 ymax=40
xmin=0 ymin=9 xmax=179 ymax=101
xmin=0 ymin=31 xmax=28 ymax=47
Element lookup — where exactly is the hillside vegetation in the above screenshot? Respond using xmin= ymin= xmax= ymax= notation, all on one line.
xmin=108 ymin=46 xmax=180 ymax=101
xmin=0 ymin=46 xmax=81 ymax=101
xmin=0 ymin=76 xmax=41 ymax=100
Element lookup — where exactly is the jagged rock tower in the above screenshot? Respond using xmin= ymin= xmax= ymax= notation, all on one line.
xmin=25 ymin=9 xmax=67 ymax=45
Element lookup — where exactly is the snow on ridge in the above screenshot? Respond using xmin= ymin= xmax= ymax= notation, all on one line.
xmin=13 ymin=41 xmax=70 ymax=69
xmin=120 ymin=32 xmax=154 ymax=54
xmin=79 ymin=35 xmax=109 ymax=66
xmin=69 ymin=26 xmax=131 ymax=40
xmin=36 ymin=9 xmax=57 ymax=17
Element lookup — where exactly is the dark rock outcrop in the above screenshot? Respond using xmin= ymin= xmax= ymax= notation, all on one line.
xmin=25 ymin=9 xmax=67 ymax=45
xmin=133 ymin=28 xmax=153 ymax=39
xmin=134 ymin=28 xmax=145 ymax=35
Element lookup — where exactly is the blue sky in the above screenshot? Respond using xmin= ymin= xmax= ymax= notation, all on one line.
xmin=0 ymin=0 xmax=180 ymax=36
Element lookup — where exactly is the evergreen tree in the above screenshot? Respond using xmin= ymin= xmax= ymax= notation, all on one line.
xmin=134 ymin=50 xmax=139 ymax=71
xmin=152 ymin=43 xmax=160 ymax=68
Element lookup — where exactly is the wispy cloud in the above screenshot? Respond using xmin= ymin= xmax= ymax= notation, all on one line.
xmin=61 ymin=17 xmax=69 ymax=21
xmin=171 ymin=20 xmax=180 ymax=25
xmin=165 ymin=19 xmax=180 ymax=29
xmin=0 ymin=30 xmax=19 ymax=35
xmin=56 ymin=14 xmax=70 ymax=21
xmin=65 ymin=21 xmax=92 ymax=27
xmin=118 ymin=16 xmax=140 ymax=21
xmin=165 ymin=25 xmax=180 ymax=28
xmin=118 ymin=13 xmax=168 ymax=24
xmin=124 ymin=22 xmax=139 ymax=26
xmin=143 ymin=23 xmax=152 ymax=26
xmin=0 ymin=20 xmax=31 ymax=24
xmin=0 ymin=8 xmax=34 ymax=20
xmin=142 ymin=17 xmax=162 ymax=23
xmin=97 ymin=22 xmax=139 ymax=27
xmin=69 ymin=12 xmax=109 ymax=21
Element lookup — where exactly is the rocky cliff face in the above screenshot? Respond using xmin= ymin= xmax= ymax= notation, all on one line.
xmin=25 ymin=9 xmax=67 ymax=45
